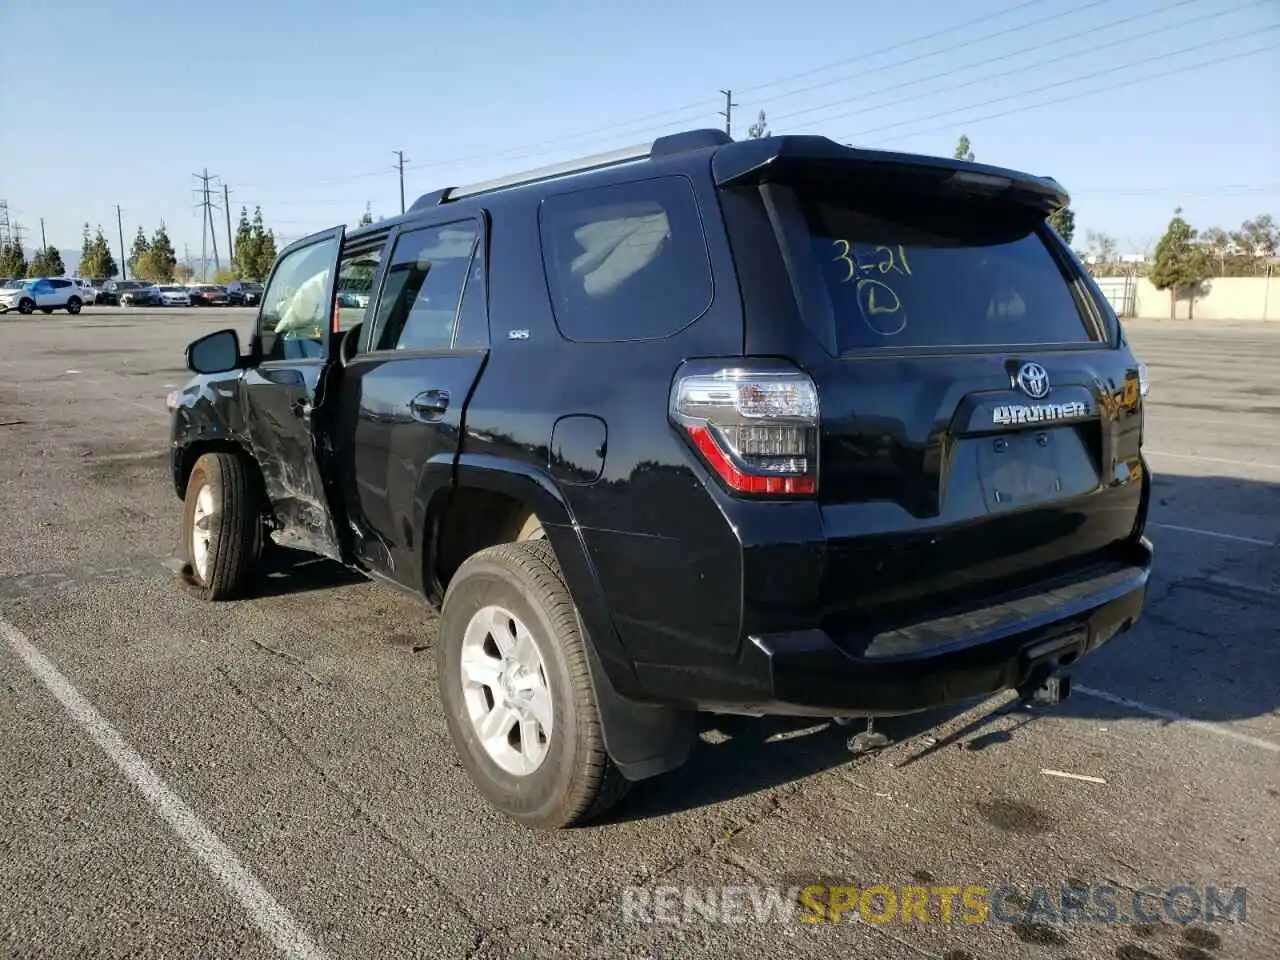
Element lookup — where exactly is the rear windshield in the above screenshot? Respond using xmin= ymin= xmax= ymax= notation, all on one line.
xmin=795 ymin=187 xmax=1099 ymax=352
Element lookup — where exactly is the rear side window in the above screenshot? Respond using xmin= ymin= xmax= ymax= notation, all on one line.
xmin=368 ymin=221 xmax=478 ymax=352
xmin=796 ymin=188 xmax=1098 ymax=352
xmin=539 ymin=176 xmax=712 ymax=342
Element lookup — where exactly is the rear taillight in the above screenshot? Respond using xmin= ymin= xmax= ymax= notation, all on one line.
xmin=670 ymin=361 xmax=819 ymax=497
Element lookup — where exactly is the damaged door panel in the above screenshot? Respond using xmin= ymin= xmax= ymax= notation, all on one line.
xmin=241 ymin=225 xmax=349 ymax=562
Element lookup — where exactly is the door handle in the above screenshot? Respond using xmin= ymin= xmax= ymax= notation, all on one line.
xmin=409 ymin=389 xmax=450 ymax=422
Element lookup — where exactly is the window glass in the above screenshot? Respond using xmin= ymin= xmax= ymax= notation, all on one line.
xmin=369 ymin=222 xmax=478 ymax=352
xmin=538 ymin=176 xmax=712 ymax=342
xmin=258 ymin=235 xmax=339 ymax=362
xmin=452 ymin=237 xmax=488 ymax=350
xmin=795 ymin=187 xmax=1097 ymax=352
xmin=335 ymin=245 xmax=384 ymax=332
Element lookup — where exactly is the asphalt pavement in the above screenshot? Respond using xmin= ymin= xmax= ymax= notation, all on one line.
xmin=1 ymin=307 xmax=1276 ymax=960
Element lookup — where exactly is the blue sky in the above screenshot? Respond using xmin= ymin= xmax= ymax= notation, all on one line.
xmin=0 ymin=0 xmax=1275 ymax=268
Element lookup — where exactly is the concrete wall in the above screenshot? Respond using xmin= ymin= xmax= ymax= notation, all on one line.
xmin=1113 ymin=276 xmax=1280 ymax=321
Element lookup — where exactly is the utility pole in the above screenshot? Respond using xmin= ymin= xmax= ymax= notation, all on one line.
xmin=39 ymin=217 xmax=47 ymax=251
xmin=223 ymin=183 xmax=235 ymax=265
xmin=393 ymin=150 xmax=408 ymax=214
xmin=114 ymin=205 xmax=127 ymax=280
xmin=719 ymin=89 xmax=738 ymax=137
xmin=192 ymin=170 xmax=220 ymax=279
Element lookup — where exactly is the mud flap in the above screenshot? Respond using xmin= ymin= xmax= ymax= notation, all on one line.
xmin=582 ymin=630 xmax=697 ymax=782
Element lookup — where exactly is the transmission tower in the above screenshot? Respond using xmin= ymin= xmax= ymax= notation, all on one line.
xmin=192 ymin=169 xmax=222 ymax=279
xmin=0 ymin=200 xmax=11 ymax=246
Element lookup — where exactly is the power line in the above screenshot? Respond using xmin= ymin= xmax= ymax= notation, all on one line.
xmin=759 ymin=0 xmax=1118 ymax=113
xmin=735 ymin=0 xmax=1058 ymax=97
xmin=842 ymin=39 xmax=1276 ymax=150
xmin=839 ymin=26 xmax=1277 ymax=144
xmin=771 ymin=0 xmax=1225 ymax=129
xmin=255 ymin=0 xmax=1078 ymax=188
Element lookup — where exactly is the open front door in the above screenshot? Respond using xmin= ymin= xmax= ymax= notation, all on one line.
xmin=241 ymin=224 xmax=348 ymax=561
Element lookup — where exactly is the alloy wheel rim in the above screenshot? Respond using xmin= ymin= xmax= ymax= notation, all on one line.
xmin=191 ymin=484 xmax=215 ymax=581
xmin=459 ymin=604 xmax=554 ymax=776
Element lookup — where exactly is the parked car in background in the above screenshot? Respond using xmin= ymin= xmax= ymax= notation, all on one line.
xmin=120 ymin=283 xmax=161 ymax=306
xmin=70 ymin=278 xmax=99 ymax=304
xmin=98 ymin=280 xmax=150 ymax=306
xmin=224 ymin=281 xmax=263 ymax=306
xmin=0 ymin=277 xmax=86 ymax=314
xmin=188 ymin=284 xmax=230 ymax=307
xmin=157 ymin=284 xmax=192 ymax=307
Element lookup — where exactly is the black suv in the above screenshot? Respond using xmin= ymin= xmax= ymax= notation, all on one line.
xmin=168 ymin=129 xmax=1153 ymax=829
xmin=225 ymin=281 xmax=263 ymax=307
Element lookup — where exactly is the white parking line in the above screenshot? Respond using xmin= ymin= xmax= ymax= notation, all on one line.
xmin=1143 ymin=450 xmax=1280 ymax=471
xmin=1 ymin=616 xmax=329 ymax=960
xmin=1076 ymin=685 xmax=1279 ymax=754
xmin=1148 ymin=522 xmax=1274 ymax=547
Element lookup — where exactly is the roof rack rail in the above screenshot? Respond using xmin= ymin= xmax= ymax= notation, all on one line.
xmin=410 ymin=128 xmax=732 ymax=209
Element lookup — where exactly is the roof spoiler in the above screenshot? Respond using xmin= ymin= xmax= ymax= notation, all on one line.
xmin=712 ymin=135 xmax=1069 ymax=211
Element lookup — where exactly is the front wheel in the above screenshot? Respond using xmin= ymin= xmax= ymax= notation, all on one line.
xmin=180 ymin=452 xmax=261 ymax=600
xmin=437 ymin=540 xmax=630 ymax=829
xmin=66 ymin=297 xmax=82 ymax=314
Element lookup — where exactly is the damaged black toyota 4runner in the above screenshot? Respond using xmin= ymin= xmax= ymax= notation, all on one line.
xmin=167 ymin=129 xmax=1154 ymax=829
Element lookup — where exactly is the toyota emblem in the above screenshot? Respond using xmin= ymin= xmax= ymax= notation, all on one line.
xmin=1015 ymin=362 xmax=1050 ymax=399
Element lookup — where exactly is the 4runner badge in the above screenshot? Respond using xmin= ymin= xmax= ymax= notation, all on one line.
xmin=993 ymin=401 xmax=1089 ymax=426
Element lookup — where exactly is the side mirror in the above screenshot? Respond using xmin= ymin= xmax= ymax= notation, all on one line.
xmin=186 ymin=328 xmax=242 ymax=375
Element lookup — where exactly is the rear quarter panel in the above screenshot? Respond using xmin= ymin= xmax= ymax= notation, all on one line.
xmin=460 ymin=170 xmax=754 ymax=688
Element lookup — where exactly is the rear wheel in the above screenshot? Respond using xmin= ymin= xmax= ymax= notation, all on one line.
xmin=180 ymin=452 xmax=260 ymax=600
xmin=66 ymin=297 xmax=82 ymax=314
xmin=438 ymin=540 xmax=629 ymax=829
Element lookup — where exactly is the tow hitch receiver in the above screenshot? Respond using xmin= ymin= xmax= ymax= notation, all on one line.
xmin=1018 ymin=671 xmax=1073 ymax=707
xmin=1017 ymin=631 xmax=1083 ymax=707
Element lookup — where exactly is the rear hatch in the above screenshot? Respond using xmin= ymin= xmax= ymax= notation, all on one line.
xmin=724 ymin=151 xmax=1146 ymax=629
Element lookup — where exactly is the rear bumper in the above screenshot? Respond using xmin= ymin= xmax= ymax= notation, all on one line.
xmin=656 ymin=537 xmax=1152 ymax=717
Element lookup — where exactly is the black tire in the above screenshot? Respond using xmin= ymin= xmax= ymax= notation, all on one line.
xmin=40 ymin=308 xmax=53 ymax=315
xmin=66 ymin=297 xmax=82 ymax=314
xmin=438 ymin=540 xmax=630 ymax=829
xmin=180 ymin=452 xmax=260 ymax=600
xmin=17 ymin=298 xmax=34 ymax=315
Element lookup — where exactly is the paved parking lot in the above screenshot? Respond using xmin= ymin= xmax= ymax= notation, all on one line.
xmin=1 ymin=307 xmax=1276 ymax=960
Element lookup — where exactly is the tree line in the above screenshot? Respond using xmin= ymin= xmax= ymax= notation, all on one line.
xmin=0 ymin=204 xmax=280 ymax=285
xmin=0 ymin=239 xmax=66 ymax=278
xmin=953 ymin=132 xmax=1276 ymax=320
